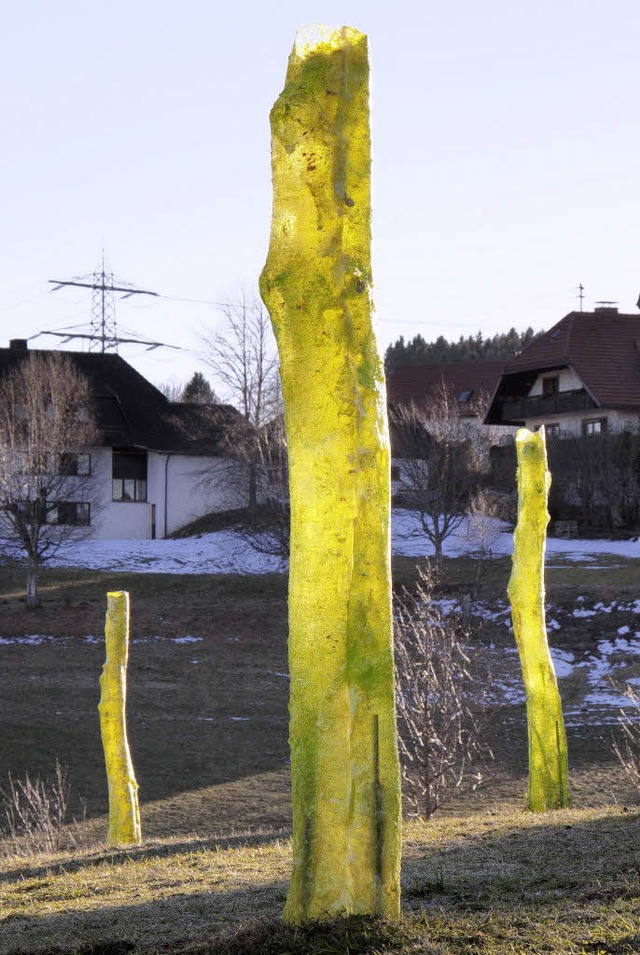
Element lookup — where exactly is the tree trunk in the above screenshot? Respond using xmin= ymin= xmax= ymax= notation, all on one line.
xmin=248 ymin=461 xmax=257 ymax=507
xmin=98 ymin=591 xmax=141 ymax=846
xmin=260 ymin=25 xmax=401 ymax=924
xmin=25 ymin=562 xmax=40 ymax=609
xmin=507 ymin=428 xmax=570 ymax=811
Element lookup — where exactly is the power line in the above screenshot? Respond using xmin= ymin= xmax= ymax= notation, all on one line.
xmin=48 ymin=251 xmax=160 ymax=353
xmin=33 ymin=330 xmax=181 ymax=352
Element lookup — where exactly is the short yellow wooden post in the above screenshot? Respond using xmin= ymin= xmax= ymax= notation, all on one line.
xmin=260 ymin=25 xmax=401 ymax=923
xmin=99 ymin=591 xmax=141 ymax=846
xmin=508 ymin=428 xmax=570 ymax=811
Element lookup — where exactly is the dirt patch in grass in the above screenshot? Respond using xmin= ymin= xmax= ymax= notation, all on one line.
xmin=0 ymin=567 xmax=288 ymax=640
xmin=1 ymin=560 xmax=639 ymax=828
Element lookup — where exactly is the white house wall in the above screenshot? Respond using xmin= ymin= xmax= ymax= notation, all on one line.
xmin=163 ymin=454 xmax=246 ymax=536
xmin=523 ymin=409 xmax=640 ymax=436
xmin=528 ymin=367 xmax=583 ymax=396
xmin=90 ymin=447 xmax=153 ymax=540
xmin=88 ymin=449 xmax=247 ymax=540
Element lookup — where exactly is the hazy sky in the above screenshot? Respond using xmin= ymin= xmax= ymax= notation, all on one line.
xmin=2 ymin=0 xmax=639 ymax=397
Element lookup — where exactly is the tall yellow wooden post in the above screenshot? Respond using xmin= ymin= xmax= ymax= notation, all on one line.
xmin=260 ymin=25 xmax=402 ymax=924
xmin=99 ymin=591 xmax=141 ymax=846
xmin=508 ymin=428 xmax=570 ymax=811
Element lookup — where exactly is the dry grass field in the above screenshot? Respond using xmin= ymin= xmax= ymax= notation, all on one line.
xmin=0 ymin=555 xmax=639 ymax=953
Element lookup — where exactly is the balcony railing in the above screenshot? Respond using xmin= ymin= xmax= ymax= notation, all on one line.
xmin=498 ymin=388 xmax=596 ymax=422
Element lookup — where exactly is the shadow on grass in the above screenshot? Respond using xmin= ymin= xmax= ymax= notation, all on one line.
xmin=2 ymin=811 xmax=640 ymax=955
xmin=2 ymin=899 xmax=425 ymax=955
xmin=0 ymin=828 xmax=291 ymax=885
xmin=0 ymin=883 xmax=286 ymax=955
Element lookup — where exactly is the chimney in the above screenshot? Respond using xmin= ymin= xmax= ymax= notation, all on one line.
xmin=9 ymin=339 xmax=28 ymax=350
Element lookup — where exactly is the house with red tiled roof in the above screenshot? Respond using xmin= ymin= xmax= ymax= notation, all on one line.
xmin=388 ymin=360 xmax=506 ymax=420
xmin=386 ymin=360 xmax=515 ymax=503
xmin=484 ymin=307 xmax=640 ymax=436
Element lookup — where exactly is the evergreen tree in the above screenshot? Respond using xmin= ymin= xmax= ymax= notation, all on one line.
xmin=182 ymin=372 xmax=217 ymax=404
xmin=384 ymin=325 xmax=542 ymax=374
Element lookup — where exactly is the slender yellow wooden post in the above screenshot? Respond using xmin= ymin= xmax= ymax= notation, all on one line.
xmin=508 ymin=428 xmax=570 ymax=811
xmin=99 ymin=591 xmax=141 ymax=846
xmin=260 ymin=25 xmax=401 ymax=924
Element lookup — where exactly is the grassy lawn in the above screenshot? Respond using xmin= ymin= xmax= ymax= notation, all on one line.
xmin=1 ymin=804 xmax=639 ymax=954
xmin=0 ymin=556 xmax=639 ymax=953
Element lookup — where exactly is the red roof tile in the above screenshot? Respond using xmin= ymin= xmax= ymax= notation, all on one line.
xmin=388 ymin=360 xmax=505 ymax=415
xmin=502 ymin=310 xmax=640 ymax=409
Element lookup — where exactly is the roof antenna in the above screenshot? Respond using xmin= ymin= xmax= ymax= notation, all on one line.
xmin=577 ymin=284 xmax=585 ymax=312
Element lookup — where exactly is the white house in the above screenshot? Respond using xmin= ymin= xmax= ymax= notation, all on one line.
xmin=0 ymin=340 xmax=246 ymax=540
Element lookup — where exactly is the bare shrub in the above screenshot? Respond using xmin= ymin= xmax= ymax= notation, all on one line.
xmin=463 ymin=489 xmax=506 ymax=557
xmin=612 ymin=684 xmax=640 ymax=796
xmin=461 ymin=488 xmax=508 ymax=600
xmin=394 ymin=565 xmax=493 ymax=818
xmin=1 ymin=760 xmax=70 ymax=855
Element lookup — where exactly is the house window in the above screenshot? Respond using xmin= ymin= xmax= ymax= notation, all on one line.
xmin=457 ymin=388 xmax=474 ymax=403
xmin=545 ymin=423 xmax=560 ymax=438
xmin=58 ymin=452 xmax=91 ymax=476
xmin=542 ymin=376 xmax=559 ymax=397
xmin=46 ymin=502 xmax=90 ymax=525
xmin=12 ymin=499 xmax=39 ymax=522
xmin=582 ymin=418 xmax=607 ymax=435
xmin=112 ymin=449 xmax=148 ymax=502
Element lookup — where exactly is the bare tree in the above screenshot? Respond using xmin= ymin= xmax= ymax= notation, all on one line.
xmin=202 ymin=291 xmax=280 ymax=428
xmin=235 ymin=414 xmax=290 ymax=562
xmin=394 ymin=565 xmax=493 ymax=817
xmin=390 ymin=385 xmax=489 ymax=561
xmin=156 ymin=380 xmax=185 ymax=402
xmin=0 ymin=352 xmax=98 ymax=608
xmin=201 ymin=291 xmax=281 ymax=506
xmin=459 ymin=488 xmax=506 ymax=601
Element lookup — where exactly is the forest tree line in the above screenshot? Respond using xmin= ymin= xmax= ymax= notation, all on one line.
xmin=384 ymin=326 xmax=543 ymax=375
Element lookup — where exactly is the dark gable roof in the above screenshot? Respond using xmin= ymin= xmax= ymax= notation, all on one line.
xmin=493 ymin=310 xmax=640 ymax=411
xmin=0 ymin=346 xmax=239 ymax=454
xmin=165 ymin=402 xmax=243 ymax=455
xmin=387 ymin=360 xmax=505 ymax=415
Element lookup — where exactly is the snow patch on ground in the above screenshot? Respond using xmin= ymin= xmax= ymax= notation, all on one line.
xmin=0 ymin=635 xmax=54 ymax=646
xmin=39 ymin=510 xmax=639 ymax=576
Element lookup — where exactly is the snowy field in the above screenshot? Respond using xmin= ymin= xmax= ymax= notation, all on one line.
xmin=43 ymin=510 xmax=640 ymax=576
